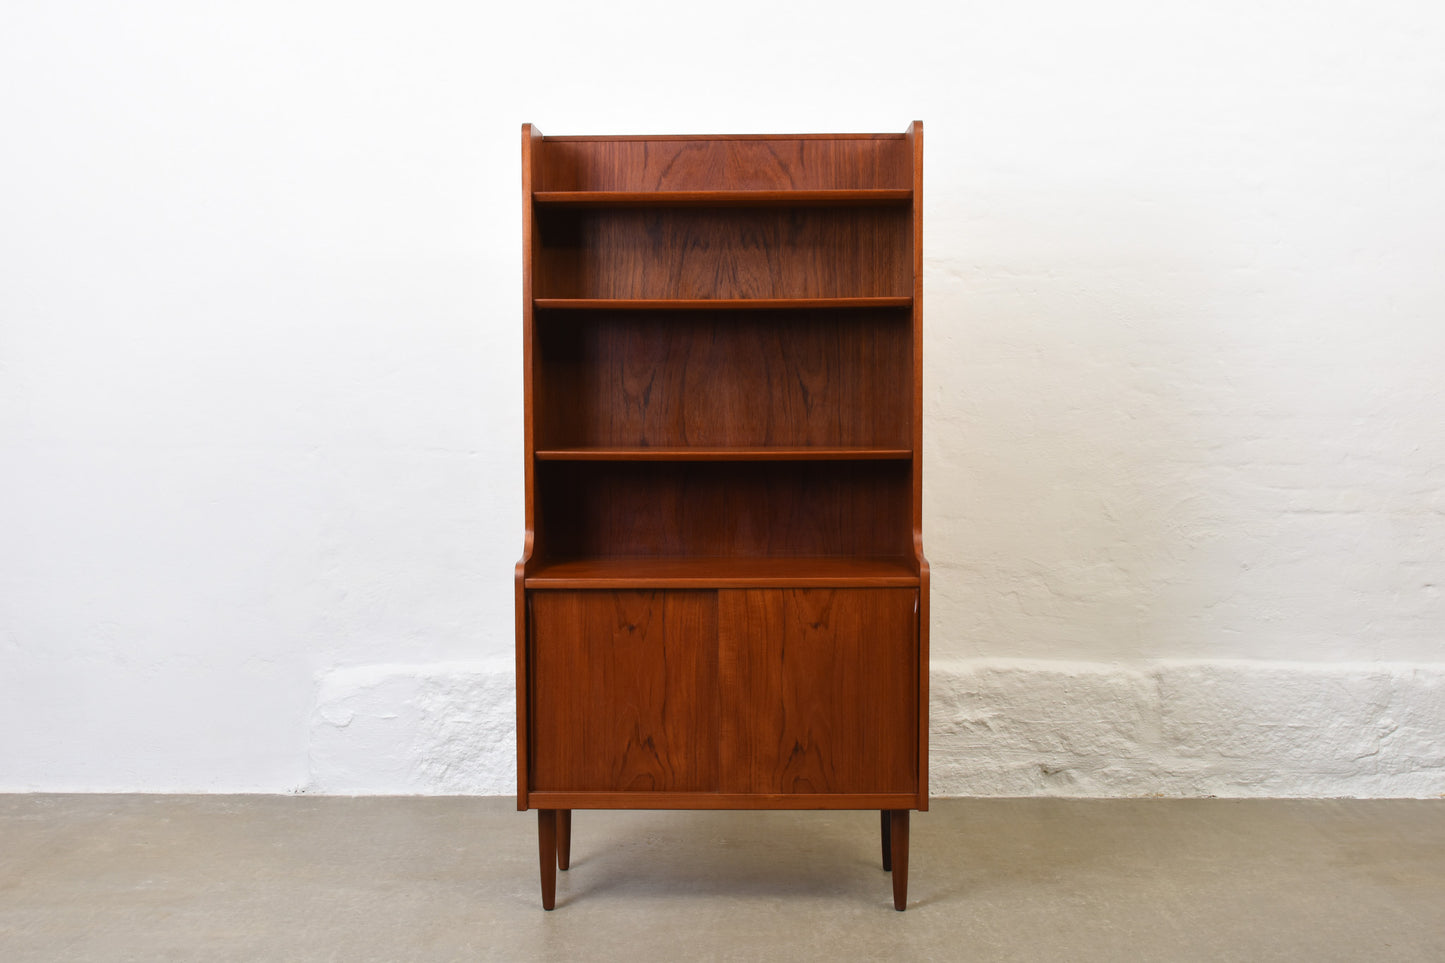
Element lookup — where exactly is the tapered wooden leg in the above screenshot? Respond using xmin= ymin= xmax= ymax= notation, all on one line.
xmin=557 ymin=810 xmax=572 ymax=871
xmin=537 ymin=809 xmax=557 ymax=910
xmin=880 ymin=810 xmax=892 ymax=871
xmin=889 ymin=809 xmax=910 ymax=911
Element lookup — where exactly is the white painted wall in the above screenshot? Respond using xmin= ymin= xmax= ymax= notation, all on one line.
xmin=2 ymin=1 xmax=1442 ymax=794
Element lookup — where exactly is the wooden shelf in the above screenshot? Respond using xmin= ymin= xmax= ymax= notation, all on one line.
xmin=526 ymin=556 xmax=920 ymax=589
xmin=534 ymin=297 xmax=911 ymax=311
xmin=536 ymin=447 xmax=912 ymax=462
xmin=533 ymin=189 xmax=911 ymax=208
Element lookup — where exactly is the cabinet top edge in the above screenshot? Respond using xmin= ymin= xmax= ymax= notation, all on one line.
xmin=540 ymin=133 xmax=909 ymax=142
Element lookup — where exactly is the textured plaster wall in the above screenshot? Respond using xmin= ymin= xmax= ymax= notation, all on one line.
xmin=3 ymin=1 xmax=1444 ymax=794
xmin=311 ymin=661 xmax=1445 ymax=797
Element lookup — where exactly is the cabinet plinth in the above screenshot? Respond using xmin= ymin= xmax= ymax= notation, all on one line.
xmin=517 ymin=123 xmax=928 ymax=910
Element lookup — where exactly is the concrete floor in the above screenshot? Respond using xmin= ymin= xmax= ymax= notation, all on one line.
xmin=1 ymin=796 xmax=1442 ymax=962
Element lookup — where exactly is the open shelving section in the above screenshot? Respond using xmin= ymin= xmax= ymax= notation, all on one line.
xmin=517 ymin=124 xmax=928 ymax=911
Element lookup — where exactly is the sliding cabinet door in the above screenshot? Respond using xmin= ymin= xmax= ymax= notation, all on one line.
xmin=530 ymin=590 xmax=718 ymax=792
xmin=718 ymin=588 xmax=917 ymax=795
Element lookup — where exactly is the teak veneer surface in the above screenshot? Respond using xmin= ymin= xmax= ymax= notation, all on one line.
xmin=717 ymin=588 xmax=917 ymax=795
xmin=529 ymin=589 xmax=916 ymax=795
xmin=535 ymin=137 xmax=910 ymax=192
xmin=532 ymin=297 xmax=911 ymax=310
xmin=536 ymin=460 xmax=910 ymax=560
xmin=534 ymin=447 xmax=913 ymax=462
xmin=531 ymin=591 xmax=719 ymax=793
xmin=525 ymin=556 xmax=919 ymax=589
xmin=524 ymin=792 xmax=920 ymax=810
xmin=534 ymin=208 xmax=909 ymax=300
xmin=535 ymin=309 xmax=911 ymax=449
xmin=532 ymin=189 xmax=911 ymax=208
xmin=518 ymin=123 xmax=926 ymax=911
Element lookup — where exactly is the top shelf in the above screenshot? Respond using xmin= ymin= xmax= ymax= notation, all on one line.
xmin=532 ymin=189 xmax=911 ymax=209
xmin=541 ymin=133 xmax=908 ymax=141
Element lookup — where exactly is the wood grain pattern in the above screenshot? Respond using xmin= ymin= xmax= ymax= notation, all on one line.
xmin=717 ymin=589 xmax=917 ymax=795
xmin=536 ymin=461 xmax=911 ymax=560
xmin=544 ymin=133 xmax=907 ymax=141
xmin=890 ymin=809 xmax=910 ymax=910
xmin=516 ymin=122 xmax=543 ymax=811
xmin=533 ymin=189 xmax=911 ymax=208
xmin=530 ymin=591 xmax=718 ymax=792
xmin=526 ymin=791 xmax=920 ymax=810
xmin=519 ymin=125 xmax=927 ymax=911
xmin=534 ymin=447 xmax=912 ymax=462
xmin=532 ymin=297 xmax=911 ymax=310
xmin=537 ymin=809 xmax=556 ymax=909
xmin=535 ymin=309 xmax=911 ymax=449
xmin=907 ymin=120 xmax=930 ymax=811
xmin=535 ymin=208 xmax=909 ymax=299
xmin=556 ymin=810 xmax=571 ymax=871
xmin=536 ymin=137 xmax=910 ymax=191
xmin=525 ymin=556 xmax=918 ymax=590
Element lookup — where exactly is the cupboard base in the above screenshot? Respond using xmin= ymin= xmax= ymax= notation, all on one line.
xmin=530 ymin=807 xmax=916 ymax=911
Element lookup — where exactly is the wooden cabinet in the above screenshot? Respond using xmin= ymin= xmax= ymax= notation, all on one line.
xmin=529 ymin=588 xmax=916 ymax=797
xmin=516 ymin=124 xmax=928 ymax=910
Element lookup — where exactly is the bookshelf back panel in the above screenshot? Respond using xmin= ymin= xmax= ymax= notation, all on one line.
xmin=536 ymin=310 xmax=911 ymax=449
xmin=536 ymin=461 xmax=911 ymax=560
xmin=535 ymin=208 xmax=909 ymax=299
xmin=537 ymin=137 xmax=910 ymax=192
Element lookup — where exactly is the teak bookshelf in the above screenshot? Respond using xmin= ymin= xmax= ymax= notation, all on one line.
xmin=516 ymin=123 xmax=928 ymax=911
